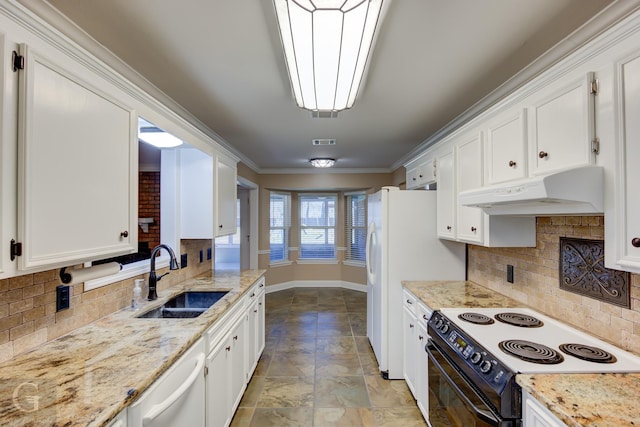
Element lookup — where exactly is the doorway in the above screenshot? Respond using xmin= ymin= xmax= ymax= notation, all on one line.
xmin=214 ymin=178 xmax=258 ymax=271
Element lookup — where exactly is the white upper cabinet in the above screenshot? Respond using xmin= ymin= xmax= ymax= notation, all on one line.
xmin=456 ymin=131 xmax=484 ymax=244
xmin=528 ymin=73 xmax=596 ymax=176
xmin=16 ymin=44 xmax=137 ymax=270
xmin=436 ymin=136 xmax=536 ymax=247
xmin=607 ymin=44 xmax=640 ymax=273
xmin=214 ymin=153 xmax=237 ymax=237
xmin=486 ymin=108 xmax=528 ymax=185
xmin=180 ymin=148 xmax=213 ymax=239
xmin=406 ymin=152 xmax=436 ymax=189
xmin=436 ymin=147 xmax=456 ymax=240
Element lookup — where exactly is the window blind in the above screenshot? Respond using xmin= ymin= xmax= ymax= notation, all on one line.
xmin=299 ymin=194 xmax=337 ymax=259
xmin=269 ymin=192 xmax=291 ymax=262
xmin=345 ymin=193 xmax=366 ymax=263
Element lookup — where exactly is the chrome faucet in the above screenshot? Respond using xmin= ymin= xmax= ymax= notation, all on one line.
xmin=147 ymin=244 xmax=180 ymax=300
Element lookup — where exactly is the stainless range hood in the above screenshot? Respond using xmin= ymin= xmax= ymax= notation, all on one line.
xmin=459 ymin=165 xmax=603 ymax=215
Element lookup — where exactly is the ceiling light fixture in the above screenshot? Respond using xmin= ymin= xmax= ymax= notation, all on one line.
xmin=138 ymin=118 xmax=183 ymax=148
xmin=309 ymin=158 xmax=336 ymax=168
xmin=273 ymin=0 xmax=388 ymax=113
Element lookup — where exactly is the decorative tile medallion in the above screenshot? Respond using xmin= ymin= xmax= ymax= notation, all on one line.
xmin=560 ymin=237 xmax=630 ymax=308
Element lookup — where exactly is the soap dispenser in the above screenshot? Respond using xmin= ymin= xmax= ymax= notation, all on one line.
xmin=132 ymin=279 xmax=144 ymax=309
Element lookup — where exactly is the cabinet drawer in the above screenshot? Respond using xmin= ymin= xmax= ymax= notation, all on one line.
xmin=403 ymin=289 xmax=417 ymax=315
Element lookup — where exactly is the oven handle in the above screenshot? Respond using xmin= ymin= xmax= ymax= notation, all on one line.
xmin=426 ymin=340 xmax=500 ymax=425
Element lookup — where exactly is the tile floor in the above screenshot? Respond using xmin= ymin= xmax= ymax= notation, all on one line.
xmin=230 ymin=287 xmax=428 ymax=427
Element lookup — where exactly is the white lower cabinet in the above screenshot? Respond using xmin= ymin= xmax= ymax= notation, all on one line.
xmin=402 ymin=289 xmax=431 ymax=424
xmin=402 ymin=302 xmax=417 ymax=396
xmin=128 ymin=338 xmax=206 ymax=427
xmin=206 ymin=313 xmax=246 ymax=427
xmin=246 ymin=278 xmax=266 ymax=379
xmin=204 ymin=279 xmax=265 ymax=427
xmin=415 ymin=303 xmax=431 ymax=421
xmin=522 ymin=390 xmax=566 ymax=427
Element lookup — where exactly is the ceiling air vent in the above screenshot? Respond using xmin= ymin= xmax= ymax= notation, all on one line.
xmin=311 ymin=110 xmax=339 ymax=119
xmin=312 ymin=139 xmax=336 ymax=146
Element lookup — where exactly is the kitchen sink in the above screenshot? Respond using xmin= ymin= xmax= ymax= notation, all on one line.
xmin=136 ymin=291 xmax=230 ymax=319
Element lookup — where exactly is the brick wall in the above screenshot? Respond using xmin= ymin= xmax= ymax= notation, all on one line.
xmin=468 ymin=216 xmax=640 ymax=355
xmin=0 ymin=239 xmax=212 ymax=363
xmin=139 ymin=171 xmax=160 ymax=251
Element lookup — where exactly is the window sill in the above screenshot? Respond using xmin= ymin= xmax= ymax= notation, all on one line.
xmin=342 ymin=260 xmax=365 ymax=268
xmin=296 ymin=259 xmax=339 ymax=265
xmin=269 ymin=260 xmax=293 ymax=267
xmin=84 ymin=256 xmax=169 ymax=291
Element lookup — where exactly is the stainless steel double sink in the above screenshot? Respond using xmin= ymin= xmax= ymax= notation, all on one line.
xmin=136 ymin=291 xmax=229 ymax=319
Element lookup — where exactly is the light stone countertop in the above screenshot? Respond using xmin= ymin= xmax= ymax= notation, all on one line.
xmin=518 ymin=373 xmax=640 ymax=426
xmin=0 ymin=269 xmax=265 ymax=427
xmin=403 ymin=280 xmax=640 ymax=426
xmin=402 ymin=280 xmax=523 ymax=309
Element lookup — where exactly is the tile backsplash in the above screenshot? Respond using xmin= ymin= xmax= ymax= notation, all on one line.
xmin=0 ymin=239 xmax=212 ymax=363
xmin=468 ymin=216 xmax=640 ymax=355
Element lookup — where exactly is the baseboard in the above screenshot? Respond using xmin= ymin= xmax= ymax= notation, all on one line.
xmin=265 ymin=280 xmax=366 ymax=294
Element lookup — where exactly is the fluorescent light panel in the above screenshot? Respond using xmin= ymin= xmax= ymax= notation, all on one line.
xmin=274 ymin=0 xmax=385 ymax=112
xmin=138 ymin=118 xmax=183 ymax=148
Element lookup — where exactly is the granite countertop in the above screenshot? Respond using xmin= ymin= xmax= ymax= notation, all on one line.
xmin=0 ymin=269 xmax=265 ymax=427
xmin=402 ymin=280 xmax=523 ymax=309
xmin=403 ymin=280 xmax=640 ymax=426
xmin=518 ymin=374 xmax=640 ymax=426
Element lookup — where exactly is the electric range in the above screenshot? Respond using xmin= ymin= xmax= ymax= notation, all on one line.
xmin=426 ymin=307 xmax=640 ymax=426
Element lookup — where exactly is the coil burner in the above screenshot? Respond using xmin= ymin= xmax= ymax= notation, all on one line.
xmin=458 ymin=312 xmax=495 ymax=325
xmin=499 ymin=340 xmax=564 ymax=364
xmin=495 ymin=312 xmax=543 ymax=328
xmin=559 ymin=343 xmax=617 ymax=364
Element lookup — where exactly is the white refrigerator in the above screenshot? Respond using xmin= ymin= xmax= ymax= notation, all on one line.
xmin=366 ymin=187 xmax=466 ymax=379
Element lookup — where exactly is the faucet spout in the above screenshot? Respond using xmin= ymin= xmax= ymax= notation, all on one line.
xmin=147 ymin=244 xmax=180 ymax=300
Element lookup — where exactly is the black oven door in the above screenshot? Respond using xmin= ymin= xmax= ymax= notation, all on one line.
xmin=426 ymin=340 xmax=519 ymax=427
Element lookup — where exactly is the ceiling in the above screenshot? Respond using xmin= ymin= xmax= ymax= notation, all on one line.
xmin=44 ymin=0 xmax=615 ymax=172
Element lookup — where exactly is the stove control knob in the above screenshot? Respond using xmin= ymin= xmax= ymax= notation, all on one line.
xmin=434 ymin=318 xmax=443 ymax=329
xmin=470 ymin=352 xmax=482 ymax=364
xmin=440 ymin=323 xmax=450 ymax=333
xmin=480 ymin=360 xmax=492 ymax=374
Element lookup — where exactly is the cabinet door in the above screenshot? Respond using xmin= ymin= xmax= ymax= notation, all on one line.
xmin=417 ymin=158 xmax=437 ymax=186
xmin=229 ymin=316 xmax=246 ymax=414
xmin=246 ymin=297 xmax=258 ymax=379
xmin=17 ymin=44 xmax=137 ymax=270
xmin=486 ymin=109 xmax=527 ymax=184
xmin=529 ymin=73 xmax=595 ymax=176
xmin=611 ymin=51 xmax=640 ymax=272
xmin=206 ymin=338 xmax=231 ymax=427
xmin=256 ymin=290 xmax=265 ymax=358
xmin=214 ymin=154 xmax=237 ymax=237
xmin=456 ymin=132 xmax=484 ymax=244
xmin=406 ymin=166 xmax=419 ymax=189
xmin=415 ymin=322 xmax=429 ymax=420
xmin=402 ymin=304 xmax=417 ymax=397
xmin=436 ymin=149 xmax=456 ymax=240
xmin=522 ymin=391 xmax=566 ymax=427
xmin=180 ymin=148 xmax=213 ymax=239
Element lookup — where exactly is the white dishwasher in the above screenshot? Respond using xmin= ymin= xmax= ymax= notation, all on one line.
xmin=128 ymin=338 xmax=206 ymax=427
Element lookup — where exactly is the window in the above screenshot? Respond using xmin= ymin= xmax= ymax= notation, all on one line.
xmin=345 ymin=193 xmax=366 ymax=264
xmin=299 ymin=194 xmax=336 ymax=259
xmin=270 ymin=192 xmax=291 ymax=262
